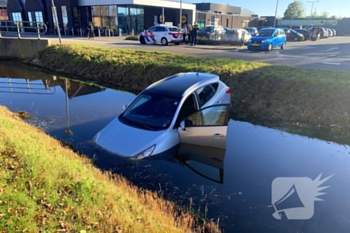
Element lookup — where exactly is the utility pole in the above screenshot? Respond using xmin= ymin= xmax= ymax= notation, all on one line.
xmin=307 ymin=0 xmax=320 ymax=26
xmin=51 ymin=0 xmax=62 ymax=44
xmin=273 ymin=0 xmax=279 ymax=27
xmin=179 ymin=0 xmax=182 ymax=27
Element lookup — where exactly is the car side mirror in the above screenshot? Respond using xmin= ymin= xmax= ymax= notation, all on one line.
xmin=180 ymin=121 xmax=186 ymax=130
xmin=122 ymin=104 xmax=128 ymax=110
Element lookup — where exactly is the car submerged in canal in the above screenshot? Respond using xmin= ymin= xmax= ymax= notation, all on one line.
xmin=93 ymin=72 xmax=231 ymax=160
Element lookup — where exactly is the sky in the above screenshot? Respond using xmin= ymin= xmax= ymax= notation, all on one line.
xmin=185 ymin=0 xmax=350 ymax=18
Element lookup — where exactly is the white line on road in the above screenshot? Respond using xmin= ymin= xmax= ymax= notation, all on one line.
xmin=323 ymin=62 xmax=341 ymax=65
xmin=326 ymin=47 xmax=339 ymax=52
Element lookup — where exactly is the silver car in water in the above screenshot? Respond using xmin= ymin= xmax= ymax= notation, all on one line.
xmin=93 ymin=72 xmax=231 ymax=160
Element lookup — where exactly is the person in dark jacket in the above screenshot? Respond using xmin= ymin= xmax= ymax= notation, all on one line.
xmin=88 ymin=23 xmax=95 ymax=40
xmin=190 ymin=22 xmax=199 ymax=46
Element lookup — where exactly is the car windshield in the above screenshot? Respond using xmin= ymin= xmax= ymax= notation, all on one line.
xmin=256 ymin=29 xmax=275 ymax=37
xmin=168 ymin=27 xmax=180 ymax=32
xmin=119 ymin=91 xmax=181 ymax=131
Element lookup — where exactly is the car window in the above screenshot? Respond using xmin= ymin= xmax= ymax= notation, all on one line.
xmin=273 ymin=30 xmax=279 ymax=36
xmin=121 ymin=92 xmax=181 ymax=130
xmin=156 ymin=27 xmax=167 ymax=32
xmin=257 ymin=29 xmax=275 ymax=37
xmin=201 ymin=26 xmax=214 ymax=32
xmin=186 ymin=105 xmax=228 ymax=126
xmin=176 ymin=94 xmax=197 ymax=126
xmin=279 ymin=29 xmax=285 ymax=35
xmin=168 ymin=27 xmax=180 ymax=32
xmin=196 ymin=84 xmax=217 ymax=107
xmin=148 ymin=27 xmax=156 ymax=32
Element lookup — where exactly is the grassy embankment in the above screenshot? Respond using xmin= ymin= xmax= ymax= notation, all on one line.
xmin=28 ymin=44 xmax=350 ymax=140
xmin=0 ymin=106 xmax=220 ymax=232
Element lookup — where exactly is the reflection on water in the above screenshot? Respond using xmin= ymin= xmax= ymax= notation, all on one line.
xmin=1 ymin=61 xmax=350 ymax=233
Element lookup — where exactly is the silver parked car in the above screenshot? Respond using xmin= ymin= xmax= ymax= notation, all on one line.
xmin=222 ymin=28 xmax=252 ymax=45
xmin=93 ymin=72 xmax=232 ymax=160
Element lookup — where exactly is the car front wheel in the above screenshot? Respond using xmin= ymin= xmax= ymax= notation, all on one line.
xmin=161 ymin=38 xmax=168 ymax=46
xmin=281 ymin=42 xmax=286 ymax=49
xmin=267 ymin=43 xmax=272 ymax=51
xmin=139 ymin=36 xmax=146 ymax=44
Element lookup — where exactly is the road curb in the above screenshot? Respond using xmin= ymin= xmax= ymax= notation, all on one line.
xmin=184 ymin=45 xmax=245 ymax=51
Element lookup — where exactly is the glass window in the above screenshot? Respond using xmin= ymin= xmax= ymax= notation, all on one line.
xmin=61 ymin=6 xmax=68 ymax=27
xmin=196 ymin=84 xmax=217 ymax=107
xmin=73 ymin=7 xmax=81 ymax=28
xmin=147 ymin=26 xmax=156 ymax=32
xmin=35 ymin=11 xmax=43 ymax=23
xmin=109 ymin=6 xmax=117 ymax=16
xmin=12 ymin=12 xmax=22 ymax=23
xmin=168 ymin=27 xmax=180 ymax=32
xmin=156 ymin=26 xmax=167 ymax=32
xmin=187 ymin=105 xmax=228 ymax=126
xmin=120 ymin=92 xmax=181 ymax=131
xmin=28 ymin=12 xmax=33 ymax=26
xmin=91 ymin=6 xmax=101 ymax=16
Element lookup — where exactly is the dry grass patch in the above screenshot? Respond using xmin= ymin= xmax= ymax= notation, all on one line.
xmin=0 ymin=106 xmax=220 ymax=233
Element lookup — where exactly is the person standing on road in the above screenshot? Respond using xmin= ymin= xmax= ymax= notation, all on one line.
xmin=182 ymin=24 xmax=187 ymax=44
xmin=187 ymin=24 xmax=192 ymax=45
xmin=88 ymin=23 xmax=95 ymax=40
xmin=190 ymin=22 xmax=199 ymax=46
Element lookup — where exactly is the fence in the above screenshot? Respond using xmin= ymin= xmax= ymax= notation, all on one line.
xmin=0 ymin=20 xmax=127 ymax=39
xmin=0 ymin=20 xmax=47 ymax=39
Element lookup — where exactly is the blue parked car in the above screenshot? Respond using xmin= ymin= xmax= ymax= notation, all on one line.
xmin=247 ymin=28 xmax=286 ymax=51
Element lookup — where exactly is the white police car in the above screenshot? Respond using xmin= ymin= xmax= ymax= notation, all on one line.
xmin=138 ymin=25 xmax=182 ymax=46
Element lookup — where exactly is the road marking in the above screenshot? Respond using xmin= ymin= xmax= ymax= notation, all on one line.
xmin=323 ymin=62 xmax=341 ymax=65
xmin=326 ymin=47 xmax=338 ymax=52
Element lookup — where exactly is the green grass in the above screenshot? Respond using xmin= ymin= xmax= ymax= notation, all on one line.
xmin=0 ymin=106 xmax=220 ymax=233
xmin=28 ymin=44 xmax=350 ymax=138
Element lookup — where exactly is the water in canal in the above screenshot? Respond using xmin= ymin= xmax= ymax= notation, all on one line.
xmin=1 ymin=61 xmax=350 ymax=233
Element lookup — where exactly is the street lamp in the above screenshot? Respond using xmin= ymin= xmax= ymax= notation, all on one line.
xmin=307 ymin=0 xmax=320 ymax=26
xmin=273 ymin=0 xmax=279 ymax=27
xmin=51 ymin=0 xmax=62 ymax=44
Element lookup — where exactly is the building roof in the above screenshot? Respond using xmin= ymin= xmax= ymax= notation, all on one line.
xmin=145 ymin=72 xmax=219 ymax=97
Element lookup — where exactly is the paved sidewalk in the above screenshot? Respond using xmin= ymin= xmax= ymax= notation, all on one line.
xmin=1 ymin=33 xmax=246 ymax=51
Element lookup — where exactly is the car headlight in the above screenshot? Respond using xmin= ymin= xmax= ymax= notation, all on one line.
xmin=132 ymin=145 xmax=156 ymax=160
xmin=261 ymin=40 xmax=267 ymax=43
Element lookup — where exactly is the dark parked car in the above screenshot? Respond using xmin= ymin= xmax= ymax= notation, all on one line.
xmin=197 ymin=25 xmax=226 ymax=41
xmin=282 ymin=28 xmax=304 ymax=41
xmin=295 ymin=29 xmax=310 ymax=40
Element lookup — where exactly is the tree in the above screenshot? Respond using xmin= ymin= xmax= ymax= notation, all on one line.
xmin=313 ymin=11 xmax=330 ymax=18
xmin=284 ymin=1 xmax=305 ymax=18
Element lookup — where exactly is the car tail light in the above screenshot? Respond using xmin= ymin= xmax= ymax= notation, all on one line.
xmin=226 ymin=88 xmax=231 ymax=94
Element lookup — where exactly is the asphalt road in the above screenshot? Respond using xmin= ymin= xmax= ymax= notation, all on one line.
xmin=4 ymin=33 xmax=350 ymax=72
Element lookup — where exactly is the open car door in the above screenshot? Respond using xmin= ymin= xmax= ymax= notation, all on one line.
xmin=175 ymin=143 xmax=225 ymax=183
xmin=178 ymin=104 xmax=230 ymax=149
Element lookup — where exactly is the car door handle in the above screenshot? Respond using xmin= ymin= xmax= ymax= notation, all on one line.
xmin=212 ymin=133 xmax=224 ymax=138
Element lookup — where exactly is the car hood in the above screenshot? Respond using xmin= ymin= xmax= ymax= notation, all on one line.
xmin=93 ymin=117 xmax=167 ymax=157
xmin=250 ymin=36 xmax=271 ymax=42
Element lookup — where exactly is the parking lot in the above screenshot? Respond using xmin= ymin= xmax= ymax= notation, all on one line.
xmin=4 ymin=33 xmax=350 ymax=72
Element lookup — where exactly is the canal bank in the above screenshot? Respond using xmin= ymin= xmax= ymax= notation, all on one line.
xmin=25 ymin=44 xmax=350 ymax=141
xmin=0 ymin=106 xmax=220 ymax=233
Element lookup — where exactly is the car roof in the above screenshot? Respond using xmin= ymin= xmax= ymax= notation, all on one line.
xmin=145 ymin=72 xmax=219 ymax=97
xmin=153 ymin=24 xmax=177 ymax=28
